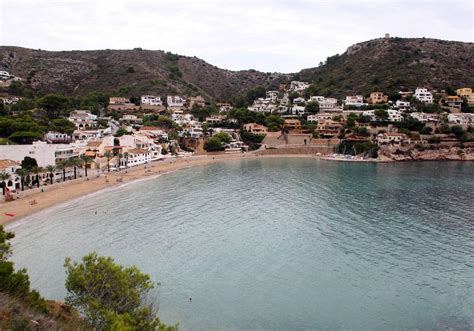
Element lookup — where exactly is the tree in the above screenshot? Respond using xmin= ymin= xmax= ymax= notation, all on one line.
xmin=15 ymin=168 xmax=28 ymax=191
xmin=0 ymin=171 xmax=11 ymax=195
xmin=37 ymin=94 xmax=69 ymax=118
xmin=104 ymin=152 xmax=113 ymax=172
xmin=213 ymin=132 xmax=232 ymax=144
xmin=204 ymin=137 xmax=224 ymax=152
xmin=67 ymin=157 xmax=82 ymax=180
xmin=56 ymin=159 xmax=69 ymax=182
xmin=45 ymin=165 xmax=56 ymax=185
xmin=114 ymin=127 xmax=129 ymax=137
xmin=80 ymin=155 xmax=93 ymax=177
xmin=20 ymin=156 xmax=38 ymax=171
xmin=31 ymin=166 xmax=43 ymax=188
xmin=64 ymin=252 xmax=176 ymax=331
xmin=305 ymin=101 xmax=320 ymax=113
xmin=374 ymin=109 xmax=389 ymax=121
xmin=0 ymin=225 xmax=47 ymax=311
xmin=265 ymin=115 xmax=283 ymax=131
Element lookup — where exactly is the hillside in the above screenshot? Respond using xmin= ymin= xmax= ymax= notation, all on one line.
xmin=297 ymin=37 xmax=474 ymax=97
xmin=0 ymin=37 xmax=473 ymax=101
xmin=0 ymin=47 xmax=287 ymax=101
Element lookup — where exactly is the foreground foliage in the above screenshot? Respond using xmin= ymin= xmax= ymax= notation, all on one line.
xmin=65 ymin=252 xmax=177 ymax=331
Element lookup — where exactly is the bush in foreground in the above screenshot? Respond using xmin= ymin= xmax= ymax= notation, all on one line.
xmin=65 ymin=252 xmax=177 ymax=331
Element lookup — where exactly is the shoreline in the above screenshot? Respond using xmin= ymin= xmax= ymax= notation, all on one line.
xmin=1 ymin=153 xmax=471 ymax=225
xmin=0 ymin=153 xmax=318 ymax=225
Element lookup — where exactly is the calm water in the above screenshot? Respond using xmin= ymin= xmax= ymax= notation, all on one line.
xmin=7 ymin=159 xmax=474 ymax=330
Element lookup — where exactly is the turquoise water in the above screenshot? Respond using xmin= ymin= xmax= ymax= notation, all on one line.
xmin=7 ymin=158 xmax=474 ymax=330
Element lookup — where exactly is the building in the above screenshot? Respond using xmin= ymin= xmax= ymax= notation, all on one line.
xmin=368 ymin=91 xmax=388 ymax=104
xmin=410 ymin=112 xmax=441 ymax=123
xmin=444 ymin=96 xmax=463 ymax=113
xmin=188 ymin=95 xmax=206 ymax=108
xmin=290 ymin=104 xmax=306 ymax=115
xmin=456 ymin=87 xmax=474 ymax=106
xmin=167 ymin=96 xmax=185 ymax=108
xmin=188 ymin=124 xmax=204 ymax=138
xmin=283 ymin=119 xmax=301 ymax=131
xmin=124 ymin=148 xmax=152 ymax=167
xmin=44 ymin=131 xmax=72 ymax=144
xmin=266 ymin=91 xmax=279 ymax=103
xmin=307 ymin=113 xmax=333 ymax=122
xmin=109 ymin=97 xmax=130 ymax=105
xmin=376 ymin=133 xmax=410 ymax=145
xmin=69 ymin=110 xmax=98 ymax=129
xmin=319 ymin=98 xmax=339 ymax=111
xmin=414 ymin=88 xmax=433 ymax=103
xmin=289 ymin=81 xmax=310 ymax=92
xmin=447 ymin=113 xmax=474 ymax=126
xmin=0 ymin=71 xmax=11 ymax=80
xmin=395 ymin=100 xmax=411 ymax=112
xmin=293 ymin=97 xmax=306 ymax=105
xmin=0 ymin=141 xmax=79 ymax=167
xmin=316 ymin=119 xmax=342 ymax=137
xmin=205 ymin=115 xmax=226 ymax=125
xmin=0 ymin=159 xmax=21 ymax=191
xmin=1 ymin=96 xmax=20 ymax=104
xmin=344 ymin=95 xmax=364 ymax=107
xmin=243 ymin=123 xmax=268 ymax=135
xmin=141 ymin=95 xmax=163 ymax=106
xmin=308 ymin=96 xmax=326 ymax=103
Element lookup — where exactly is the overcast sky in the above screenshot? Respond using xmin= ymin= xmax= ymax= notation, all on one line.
xmin=1 ymin=0 xmax=473 ymax=73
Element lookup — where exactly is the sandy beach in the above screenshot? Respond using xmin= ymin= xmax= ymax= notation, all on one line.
xmin=0 ymin=153 xmax=323 ymax=225
xmin=0 ymin=153 xmax=253 ymax=225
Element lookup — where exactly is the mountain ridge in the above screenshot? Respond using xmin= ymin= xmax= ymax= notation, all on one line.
xmin=1 ymin=37 xmax=473 ymax=101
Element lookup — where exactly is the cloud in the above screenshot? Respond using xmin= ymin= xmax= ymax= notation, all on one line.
xmin=1 ymin=0 xmax=472 ymax=72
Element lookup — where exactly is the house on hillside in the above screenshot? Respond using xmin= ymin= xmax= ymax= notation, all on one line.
xmin=368 ymin=91 xmax=388 ymax=104
xmin=316 ymin=119 xmax=342 ymax=137
xmin=243 ymin=123 xmax=268 ymax=135
xmin=344 ymin=95 xmax=364 ymax=107
xmin=283 ymin=119 xmax=301 ymax=131
xmin=141 ymin=95 xmax=163 ymax=106
xmin=414 ymin=88 xmax=433 ymax=103
xmin=188 ymin=95 xmax=206 ymax=109
xmin=289 ymin=81 xmax=310 ymax=92
xmin=69 ymin=110 xmax=98 ymax=129
xmin=456 ymin=87 xmax=474 ymax=106
xmin=167 ymin=96 xmax=186 ymax=108
xmin=376 ymin=133 xmax=410 ymax=145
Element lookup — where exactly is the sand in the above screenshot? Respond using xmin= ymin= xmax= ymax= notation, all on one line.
xmin=0 ymin=153 xmax=321 ymax=225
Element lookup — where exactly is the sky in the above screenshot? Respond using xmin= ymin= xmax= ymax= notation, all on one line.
xmin=1 ymin=0 xmax=473 ymax=73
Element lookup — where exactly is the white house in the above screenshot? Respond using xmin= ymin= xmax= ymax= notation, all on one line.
xmin=69 ymin=110 xmax=98 ymax=129
xmin=307 ymin=113 xmax=333 ymax=122
xmin=395 ymin=100 xmax=411 ymax=111
xmin=0 ymin=71 xmax=11 ymax=80
xmin=44 ymin=131 xmax=72 ymax=143
xmin=124 ymin=148 xmax=152 ymax=166
xmin=344 ymin=95 xmax=364 ymax=107
xmin=319 ymin=98 xmax=339 ymax=111
xmin=387 ymin=109 xmax=403 ymax=122
xmin=167 ymin=96 xmax=185 ymax=108
xmin=0 ymin=141 xmax=79 ymax=167
xmin=2 ymin=96 xmax=20 ymax=104
xmin=293 ymin=97 xmax=306 ymax=105
xmin=141 ymin=95 xmax=162 ymax=106
xmin=410 ymin=112 xmax=440 ymax=123
xmin=266 ymin=90 xmax=279 ymax=103
xmin=414 ymin=88 xmax=433 ymax=103
xmin=0 ymin=159 xmax=21 ymax=191
xmin=376 ymin=132 xmax=410 ymax=145
xmin=447 ymin=113 xmax=474 ymax=126
xmin=308 ymin=96 xmax=326 ymax=103
xmin=291 ymin=104 xmax=306 ymax=115
xmin=289 ymin=81 xmax=310 ymax=92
